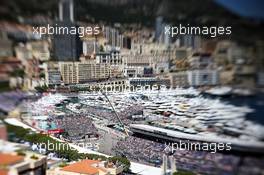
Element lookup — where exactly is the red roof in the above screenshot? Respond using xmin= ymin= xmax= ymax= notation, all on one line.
xmin=0 ymin=153 xmax=24 ymax=166
xmin=0 ymin=169 xmax=8 ymax=175
xmin=62 ymin=159 xmax=101 ymax=175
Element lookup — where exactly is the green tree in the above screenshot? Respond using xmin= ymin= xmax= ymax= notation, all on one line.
xmin=5 ymin=122 xmax=131 ymax=171
xmin=10 ymin=69 xmax=25 ymax=77
xmin=173 ymin=170 xmax=196 ymax=175
xmin=108 ymin=156 xmax=131 ymax=172
xmin=35 ymin=85 xmax=48 ymax=93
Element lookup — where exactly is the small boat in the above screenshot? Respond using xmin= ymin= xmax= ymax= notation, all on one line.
xmin=232 ymin=88 xmax=255 ymax=97
xmin=204 ymin=86 xmax=232 ymax=97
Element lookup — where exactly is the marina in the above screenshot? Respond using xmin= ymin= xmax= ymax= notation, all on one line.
xmin=22 ymin=88 xmax=264 ymax=151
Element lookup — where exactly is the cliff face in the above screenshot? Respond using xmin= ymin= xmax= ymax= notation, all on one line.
xmin=75 ymin=0 xmax=239 ymax=24
xmin=0 ymin=0 xmax=244 ymax=23
xmin=0 ymin=0 xmax=263 ymax=42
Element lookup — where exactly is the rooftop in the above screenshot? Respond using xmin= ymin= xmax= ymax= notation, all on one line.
xmin=62 ymin=159 xmax=101 ymax=175
xmin=0 ymin=153 xmax=24 ymax=166
xmin=0 ymin=169 xmax=8 ymax=175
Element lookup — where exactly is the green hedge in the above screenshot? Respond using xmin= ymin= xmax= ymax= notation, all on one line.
xmin=5 ymin=122 xmax=130 ymax=171
xmin=173 ymin=170 xmax=196 ymax=175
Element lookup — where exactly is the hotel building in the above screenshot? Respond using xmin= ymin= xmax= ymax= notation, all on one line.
xmin=59 ymin=62 xmax=113 ymax=84
xmin=0 ymin=152 xmax=47 ymax=175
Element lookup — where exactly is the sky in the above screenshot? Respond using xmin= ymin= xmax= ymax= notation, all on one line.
xmin=215 ymin=0 xmax=264 ymax=19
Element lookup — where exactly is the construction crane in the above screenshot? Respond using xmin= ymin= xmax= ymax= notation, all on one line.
xmin=100 ymin=91 xmax=130 ymax=136
xmin=87 ymin=86 xmax=130 ymax=136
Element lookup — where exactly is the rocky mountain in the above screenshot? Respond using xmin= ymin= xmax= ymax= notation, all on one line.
xmin=0 ymin=0 xmax=263 ymax=43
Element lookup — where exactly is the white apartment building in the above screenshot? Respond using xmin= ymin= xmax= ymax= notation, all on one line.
xmin=15 ymin=41 xmax=50 ymax=63
xmin=169 ymin=71 xmax=189 ymax=88
xmin=30 ymin=41 xmax=50 ymax=61
xmin=189 ymin=53 xmax=213 ymax=69
xmin=122 ymin=54 xmax=152 ymax=77
xmin=0 ymin=151 xmax=47 ymax=175
xmin=104 ymin=26 xmax=124 ymax=49
xmin=59 ymin=62 xmax=113 ymax=84
xmin=188 ymin=69 xmax=219 ymax=86
xmin=82 ymin=39 xmax=99 ymax=56
xmin=95 ymin=50 xmax=123 ymax=65
xmin=47 ymin=70 xmax=61 ymax=85
xmin=59 ymin=62 xmax=78 ymax=84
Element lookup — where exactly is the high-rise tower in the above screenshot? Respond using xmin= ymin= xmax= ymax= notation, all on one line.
xmin=59 ymin=0 xmax=74 ymax=22
xmin=53 ymin=0 xmax=82 ymax=61
xmin=161 ymin=154 xmax=177 ymax=175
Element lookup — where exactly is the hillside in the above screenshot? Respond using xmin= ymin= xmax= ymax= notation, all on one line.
xmin=0 ymin=0 xmax=263 ymax=43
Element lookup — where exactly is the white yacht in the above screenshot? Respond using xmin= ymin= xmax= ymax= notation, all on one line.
xmin=205 ymin=86 xmax=232 ymax=96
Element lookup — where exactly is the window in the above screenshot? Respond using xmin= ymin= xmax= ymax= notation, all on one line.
xmin=202 ymin=74 xmax=208 ymax=82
